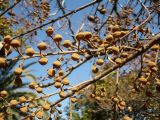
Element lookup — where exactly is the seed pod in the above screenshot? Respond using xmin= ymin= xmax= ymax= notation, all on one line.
xmin=71 ymin=97 xmax=77 ymax=103
xmin=123 ymin=116 xmax=132 ymax=120
xmin=0 ymin=57 xmax=6 ymax=68
xmin=14 ymin=67 xmax=23 ymax=76
xmin=151 ymin=44 xmax=159 ymax=51
xmin=59 ymin=91 xmax=66 ymax=98
xmin=53 ymin=61 xmax=61 ymax=68
xmin=76 ymin=32 xmax=84 ymax=41
xmin=71 ymin=53 xmax=80 ymax=61
xmin=91 ymin=65 xmax=99 ymax=73
xmin=146 ymin=61 xmax=156 ymax=67
xmin=119 ymin=101 xmax=125 ymax=107
xmin=96 ymin=58 xmax=104 ymax=66
xmin=54 ymin=82 xmax=61 ymax=88
xmin=38 ymin=57 xmax=48 ymax=65
xmin=63 ymin=40 xmax=71 ymax=48
xmin=88 ymin=15 xmax=95 ymax=22
xmin=58 ymin=70 xmax=64 ymax=76
xmin=139 ymin=76 xmax=147 ymax=83
xmin=47 ymin=68 xmax=55 ymax=77
xmin=37 ymin=42 xmax=47 ymax=50
xmin=57 ymin=103 xmax=62 ymax=107
xmin=115 ymin=58 xmax=122 ymax=64
xmin=10 ymin=39 xmax=21 ymax=48
xmin=106 ymin=34 xmax=114 ymax=43
xmin=62 ymin=78 xmax=69 ymax=85
xmin=4 ymin=35 xmax=12 ymax=44
xmin=19 ymin=96 xmax=27 ymax=103
xmin=29 ymin=82 xmax=37 ymax=89
xmin=46 ymin=27 xmax=54 ymax=36
xmin=10 ymin=100 xmax=18 ymax=106
xmin=121 ymin=52 xmax=128 ymax=58
xmin=71 ymin=87 xmax=78 ymax=92
xmin=112 ymin=25 xmax=120 ymax=32
xmin=0 ymin=90 xmax=8 ymax=98
xmin=83 ymin=31 xmax=92 ymax=40
xmin=20 ymin=106 xmax=28 ymax=113
xmin=99 ymin=8 xmax=106 ymax=14
xmin=53 ymin=34 xmax=62 ymax=42
xmin=35 ymin=87 xmax=43 ymax=93
xmin=43 ymin=103 xmax=51 ymax=111
xmin=112 ymin=31 xmax=121 ymax=38
xmin=36 ymin=110 xmax=44 ymax=119
xmin=95 ymin=96 xmax=101 ymax=101
xmin=26 ymin=47 xmax=35 ymax=57
xmin=111 ymin=46 xmax=119 ymax=54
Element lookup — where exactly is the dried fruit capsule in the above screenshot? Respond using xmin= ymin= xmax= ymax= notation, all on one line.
xmin=54 ymin=82 xmax=61 ymax=88
xmin=53 ymin=61 xmax=61 ymax=68
xmin=37 ymin=42 xmax=47 ymax=50
xmin=47 ymin=68 xmax=55 ymax=77
xmin=35 ymin=87 xmax=43 ymax=93
xmin=14 ymin=67 xmax=23 ymax=76
xmin=91 ymin=65 xmax=99 ymax=73
xmin=96 ymin=58 xmax=104 ymax=66
xmin=59 ymin=91 xmax=66 ymax=98
xmin=19 ymin=96 xmax=27 ymax=103
xmin=112 ymin=31 xmax=121 ymax=38
xmin=88 ymin=15 xmax=95 ymax=22
xmin=71 ymin=97 xmax=77 ymax=103
xmin=115 ymin=58 xmax=122 ymax=64
xmin=10 ymin=99 xmax=18 ymax=106
xmin=0 ymin=90 xmax=8 ymax=98
xmin=0 ymin=57 xmax=6 ymax=68
xmin=139 ymin=76 xmax=147 ymax=83
xmin=62 ymin=78 xmax=69 ymax=85
xmin=43 ymin=103 xmax=51 ymax=111
xmin=76 ymin=32 xmax=84 ymax=41
xmin=99 ymin=8 xmax=106 ymax=14
xmin=46 ymin=27 xmax=54 ymax=36
xmin=10 ymin=39 xmax=21 ymax=48
xmin=29 ymin=82 xmax=37 ymax=89
xmin=53 ymin=34 xmax=62 ymax=42
xmin=26 ymin=47 xmax=35 ymax=57
xmin=84 ymin=31 xmax=92 ymax=40
xmin=106 ymin=34 xmax=114 ymax=43
xmin=63 ymin=40 xmax=71 ymax=48
xmin=38 ymin=57 xmax=48 ymax=65
xmin=36 ymin=110 xmax=43 ymax=119
xmin=71 ymin=53 xmax=80 ymax=61
xmin=4 ymin=35 xmax=12 ymax=44
xmin=151 ymin=44 xmax=159 ymax=51
xmin=20 ymin=106 xmax=28 ymax=113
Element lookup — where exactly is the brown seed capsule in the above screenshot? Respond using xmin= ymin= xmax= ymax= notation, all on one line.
xmin=123 ymin=116 xmax=132 ymax=120
xmin=139 ymin=76 xmax=147 ymax=83
xmin=54 ymin=82 xmax=61 ymax=88
xmin=71 ymin=53 xmax=80 ymax=61
xmin=29 ymin=82 xmax=37 ymax=89
xmin=112 ymin=31 xmax=121 ymax=38
xmin=112 ymin=25 xmax=120 ymax=32
xmin=0 ymin=57 xmax=6 ymax=68
xmin=38 ymin=57 xmax=48 ymax=65
xmin=71 ymin=87 xmax=78 ymax=92
xmin=91 ymin=65 xmax=99 ymax=73
xmin=95 ymin=96 xmax=101 ymax=101
xmin=20 ymin=106 xmax=28 ymax=113
xmin=106 ymin=34 xmax=114 ymax=43
xmin=76 ymin=32 xmax=84 ymax=41
xmin=62 ymin=78 xmax=69 ymax=85
xmin=43 ymin=103 xmax=51 ymax=111
xmin=10 ymin=100 xmax=18 ymax=106
xmin=121 ymin=52 xmax=128 ymax=58
xmin=63 ymin=40 xmax=71 ymax=48
xmin=46 ymin=27 xmax=54 ymax=36
xmin=111 ymin=46 xmax=119 ymax=54
xmin=120 ymin=101 xmax=126 ymax=107
xmin=59 ymin=91 xmax=66 ymax=98
xmin=35 ymin=87 xmax=43 ymax=93
xmin=37 ymin=42 xmax=47 ymax=50
xmin=151 ymin=44 xmax=159 ymax=51
xmin=10 ymin=39 xmax=21 ymax=48
xmin=4 ymin=35 xmax=12 ymax=44
xmin=19 ymin=96 xmax=27 ymax=103
xmin=146 ymin=61 xmax=156 ymax=68
xmin=99 ymin=8 xmax=106 ymax=14
xmin=26 ymin=48 xmax=35 ymax=57
xmin=0 ymin=90 xmax=8 ymax=98
xmin=53 ymin=61 xmax=61 ymax=68
xmin=36 ymin=110 xmax=43 ymax=119
xmin=47 ymin=68 xmax=55 ymax=77
xmin=83 ymin=31 xmax=92 ymax=40
xmin=53 ymin=34 xmax=62 ymax=42
xmin=58 ymin=70 xmax=64 ymax=76
xmin=71 ymin=97 xmax=77 ymax=103
xmin=115 ymin=58 xmax=122 ymax=64
xmin=14 ymin=68 xmax=23 ymax=76
xmin=57 ymin=103 xmax=62 ymax=107
xmin=88 ymin=15 xmax=95 ymax=22
xmin=96 ymin=58 xmax=104 ymax=66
